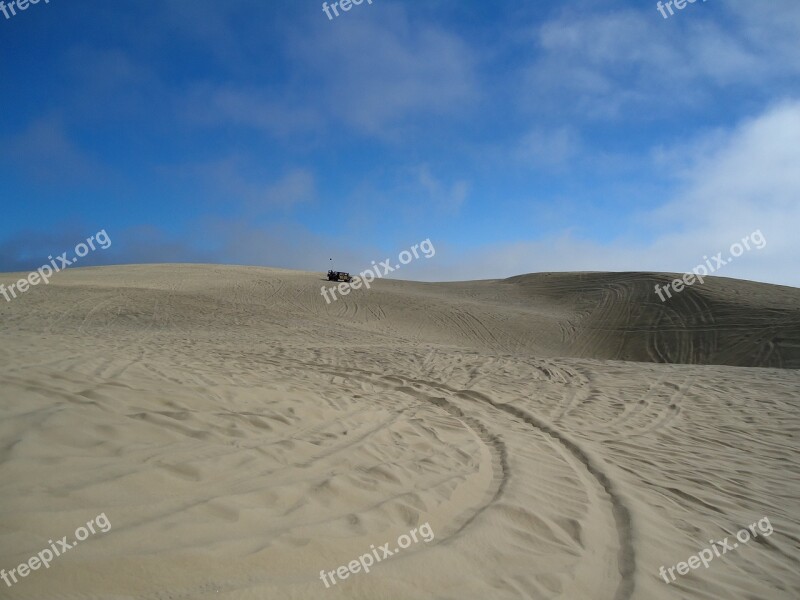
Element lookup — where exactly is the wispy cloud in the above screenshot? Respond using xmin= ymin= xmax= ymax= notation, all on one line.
xmin=183 ymin=84 xmax=323 ymax=137
xmin=522 ymin=3 xmax=800 ymax=119
xmin=161 ymin=157 xmax=316 ymax=214
xmin=515 ymin=127 xmax=582 ymax=169
xmin=413 ymin=101 xmax=800 ymax=285
xmin=0 ymin=117 xmax=111 ymax=187
xmin=416 ymin=165 xmax=470 ymax=214
xmin=289 ymin=4 xmax=478 ymax=136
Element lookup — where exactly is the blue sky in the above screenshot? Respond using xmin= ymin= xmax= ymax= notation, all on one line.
xmin=1 ymin=0 xmax=799 ymax=284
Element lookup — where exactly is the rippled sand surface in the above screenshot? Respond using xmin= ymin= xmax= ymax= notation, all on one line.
xmin=1 ymin=265 xmax=798 ymax=599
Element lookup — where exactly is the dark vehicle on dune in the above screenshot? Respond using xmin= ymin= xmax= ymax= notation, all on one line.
xmin=327 ymin=270 xmax=352 ymax=282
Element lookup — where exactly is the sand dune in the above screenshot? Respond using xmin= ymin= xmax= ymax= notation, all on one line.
xmin=0 ymin=265 xmax=798 ymax=599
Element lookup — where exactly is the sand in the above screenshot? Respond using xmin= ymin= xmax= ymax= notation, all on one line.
xmin=0 ymin=264 xmax=798 ymax=599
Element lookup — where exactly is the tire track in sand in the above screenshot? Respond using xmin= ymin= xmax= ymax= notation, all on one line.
xmin=452 ymin=387 xmax=635 ymax=600
xmin=218 ymin=348 xmax=635 ymax=599
xmin=384 ymin=369 xmax=635 ymax=600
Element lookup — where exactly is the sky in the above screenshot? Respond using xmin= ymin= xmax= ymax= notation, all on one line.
xmin=1 ymin=0 xmax=799 ymax=285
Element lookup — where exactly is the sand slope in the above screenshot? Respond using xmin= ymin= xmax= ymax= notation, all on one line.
xmin=0 ymin=265 xmax=798 ymax=600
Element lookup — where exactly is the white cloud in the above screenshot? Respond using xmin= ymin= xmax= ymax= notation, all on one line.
xmin=412 ymin=102 xmax=800 ymax=286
